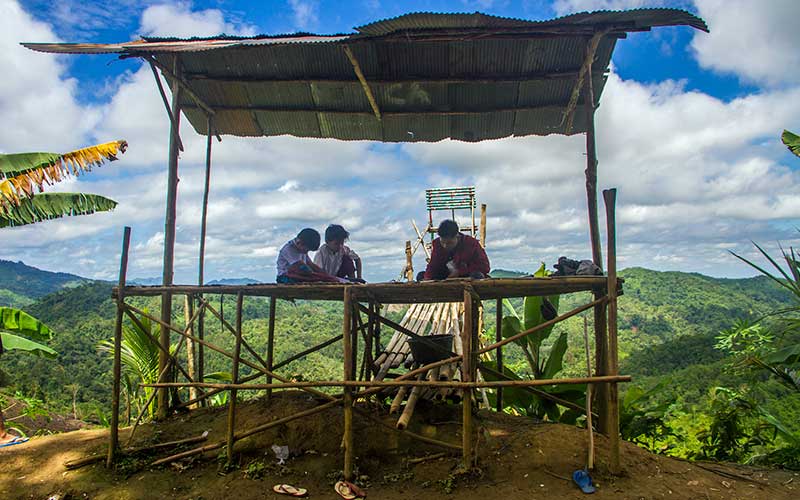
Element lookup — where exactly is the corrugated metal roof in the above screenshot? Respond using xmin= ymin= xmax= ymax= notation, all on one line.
xmin=21 ymin=9 xmax=706 ymax=142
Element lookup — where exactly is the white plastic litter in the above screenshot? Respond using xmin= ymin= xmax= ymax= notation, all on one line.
xmin=271 ymin=444 xmax=290 ymax=464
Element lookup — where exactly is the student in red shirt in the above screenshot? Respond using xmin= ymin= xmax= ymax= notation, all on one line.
xmin=422 ymin=219 xmax=490 ymax=280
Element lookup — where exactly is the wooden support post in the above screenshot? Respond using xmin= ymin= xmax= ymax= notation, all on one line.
xmin=405 ymin=240 xmax=414 ymax=281
xmin=461 ymin=289 xmax=475 ymax=469
xmin=227 ymin=292 xmax=243 ymax=465
xmin=342 ymin=287 xmax=355 ymax=481
xmin=604 ymin=188 xmax=621 ymax=474
xmin=594 ymin=299 xmax=609 ymax=434
xmin=184 ymin=294 xmax=198 ymax=406
xmin=158 ymin=56 xmax=182 ymax=420
xmin=266 ymin=296 xmax=276 ymax=401
xmin=479 ymin=204 xmax=487 ymax=248
xmin=107 ymin=226 xmax=131 ymax=467
xmin=197 ymin=115 xmax=213 ymax=395
xmin=584 ymin=42 xmax=603 ymax=270
xmin=495 ymin=297 xmax=503 ymax=412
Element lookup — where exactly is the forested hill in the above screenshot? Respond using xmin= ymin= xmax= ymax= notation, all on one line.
xmin=0 ymin=263 xmax=793 ymax=421
xmin=616 ymin=268 xmax=790 ymax=377
xmin=0 ymin=259 xmax=91 ymax=300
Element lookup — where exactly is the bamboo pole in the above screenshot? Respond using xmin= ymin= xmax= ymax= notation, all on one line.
xmin=342 ymin=287 xmax=355 ymax=481
xmin=273 ymin=334 xmax=343 ymax=371
xmin=71 ymin=432 xmax=209 ymax=470
xmin=148 ymin=61 xmax=184 ymax=152
xmin=405 ymin=240 xmax=414 ymax=281
xmin=479 ymin=204 xmax=487 ymax=247
xmin=158 ymin=56 xmax=182 ymax=420
xmin=342 ymin=45 xmax=381 ymax=120
xmin=495 ymin=297 xmax=503 ymax=412
xmin=411 ymin=219 xmax=431 ymax=260
xmin=144 ymin=375 xmax=632 ymax=391
xmin=152 ymin=400 xmax=341 ymax=466
xmin=583 ymin=315 xmax=595 ymax=470
xmin=107 ymin=226 xmax=131 ymax=467
xmin=197 ymin=116 xmax=213 ymax=394
xmin=461 ymin=289 xmax=474 ymax=469
xmin=184 ymin=294 xmax=198 ymax=406
xmin=397 ymin=371 xmax=425 ymax=429
xmin=266 ymin=296 xmax=276 ymax=400
xmin=604 ymin=188 xmax=621 ymax=474
xmin=226 ymin=292 xmax=243 ymax=465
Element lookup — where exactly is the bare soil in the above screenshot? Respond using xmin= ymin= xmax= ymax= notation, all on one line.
xmin=1 ymin=392 xmax=797 ymax=500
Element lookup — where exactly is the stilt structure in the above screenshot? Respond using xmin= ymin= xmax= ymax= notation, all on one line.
xmin=24 ymin=8 xmax=708 ymax=476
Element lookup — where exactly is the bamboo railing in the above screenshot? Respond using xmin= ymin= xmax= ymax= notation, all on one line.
xmin=106 ymin=191 xmax=625 ymax=477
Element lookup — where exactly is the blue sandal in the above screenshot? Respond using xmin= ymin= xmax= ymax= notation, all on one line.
xmin=0 ymin=436 xmax=29 ymax=448
xmin=572 ymin=469 xmax=596 ymax=494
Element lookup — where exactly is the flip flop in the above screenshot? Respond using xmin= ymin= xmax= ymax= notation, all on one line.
xmin=272 ymin=484 xmax=308 ymax=497
xmin=334 ymin=481 xmax=366 ymax=499
xmin=0 ymin=436 xmax=29 ymax=448
xmin=572 ymin=469 xmax=596 ymax=494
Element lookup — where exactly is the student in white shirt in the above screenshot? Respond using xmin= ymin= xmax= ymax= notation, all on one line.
xmin=314 ymin=224 xmax=363 ymax=281
xmin=276 ymin=228 xmax=340 ymax=283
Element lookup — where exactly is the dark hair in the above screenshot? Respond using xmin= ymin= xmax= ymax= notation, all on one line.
xmin=325 ymin=224 xmax=350 ymax=243
xmin=437 ymin=219 xmax=460 ymax=238
xmin=296 ymin=228 xmax=321 ymax=251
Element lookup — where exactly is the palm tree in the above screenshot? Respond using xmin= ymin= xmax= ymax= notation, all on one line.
xmin=0 ymin=140 xmax=126 ymax=227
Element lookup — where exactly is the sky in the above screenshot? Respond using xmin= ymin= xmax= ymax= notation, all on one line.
xmin=0 ymin=0 xmax=798 ymax=283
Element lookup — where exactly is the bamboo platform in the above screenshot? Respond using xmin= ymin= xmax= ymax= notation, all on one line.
xmin=112 ymin=275 xmax=614 ymax=303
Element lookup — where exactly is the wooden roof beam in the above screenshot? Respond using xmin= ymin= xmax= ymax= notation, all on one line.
xmin=342 ymin=45 xmax=381 ymax=120
xmin=562 ymin=29 xmax=610 ymax=133
xmin=145 ymin=55 xmax=216 ymax=118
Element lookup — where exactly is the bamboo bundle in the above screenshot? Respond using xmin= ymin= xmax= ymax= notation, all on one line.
xmin=373 ymin=301 xmax=469 ymax=423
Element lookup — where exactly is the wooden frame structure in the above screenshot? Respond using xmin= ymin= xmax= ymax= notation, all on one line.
xmin=23 ymin=8 xmax=708 ymax=479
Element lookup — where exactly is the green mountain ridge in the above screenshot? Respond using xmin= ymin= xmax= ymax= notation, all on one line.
xmin=0 ymin=259 xmax=91 ymax=300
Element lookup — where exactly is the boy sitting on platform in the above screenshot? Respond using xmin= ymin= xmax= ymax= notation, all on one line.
xmin=314 ymin=224 xmax=364 ymax=282
xmin=276 ymin=228 xmax=343 ymax=284
xmin=422 ymin=219 xmax=490 ymax=280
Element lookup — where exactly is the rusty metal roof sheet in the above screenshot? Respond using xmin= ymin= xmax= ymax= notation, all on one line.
xmin=21 ymin=9 xmax=706 ymax=142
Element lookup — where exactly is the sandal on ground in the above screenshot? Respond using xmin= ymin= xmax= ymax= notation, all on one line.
xmin=334 ymin=481 xmax=366 ymax=499
xmin=0 ymin=436 xmax=29 ymax=448
xmin=272 ymin=484 xmax=308 ymax=497
xmin=572 ymin=469 xmax=596 ymax=494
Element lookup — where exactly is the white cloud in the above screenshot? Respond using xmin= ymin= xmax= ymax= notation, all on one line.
xmin=552 ymin=0 xmax=666 ymax=16
xmin=139 ymin=2 xmax=257 ymax=38
xmin=691 ymin=0 xmax=800 ymax=87
xmin=0 ymin=0 xmax=99 ymax=153
xmin=287 ymin=0 xmax=319 ymax=31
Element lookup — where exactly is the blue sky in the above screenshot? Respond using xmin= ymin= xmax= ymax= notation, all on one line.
xmin=0 ymin=0 xmax=799 ymax=283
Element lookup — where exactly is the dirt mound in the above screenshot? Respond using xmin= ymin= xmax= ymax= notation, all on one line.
xmin=2 ymin=394 xmax=88 ymax=436
xmin=1 ymin=392 xmax=797 ymax=499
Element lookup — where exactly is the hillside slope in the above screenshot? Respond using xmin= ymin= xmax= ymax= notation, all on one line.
xmin=0 ymin=259 xmax=91 ymax=299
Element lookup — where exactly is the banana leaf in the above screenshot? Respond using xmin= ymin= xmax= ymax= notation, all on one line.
xmin=0 ymin=306 xmax=53 ymax=341
xmin=783 ymin=130 xmax=800 ymax=158
xmin=0 ymin=192 xmax=117 ymax=228
xmin=0 ymin=140 xmax=126 ymax=206
xmin=522 ymin=263 xmax=561 ymax=350
xmin=0 ymin=332 xmax=56 ymax=357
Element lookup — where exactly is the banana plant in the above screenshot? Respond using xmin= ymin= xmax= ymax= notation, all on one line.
xmin=783 ymin=130 xmax=800 ymax=158
xmin=0 ymin=307 xmax=56 ymax=358
xmin=485 ymin=264 xmax=584 ymax=421
xmin=0 ymin=140 xmax=126 ymax=227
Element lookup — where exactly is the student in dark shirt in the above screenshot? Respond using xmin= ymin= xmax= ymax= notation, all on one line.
xmin=422 ymin=219 xmax=490 ymax=280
